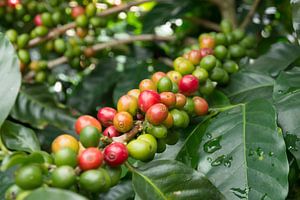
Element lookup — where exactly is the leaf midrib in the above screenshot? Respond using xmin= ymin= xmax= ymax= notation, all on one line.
xmin=227 ymin=84 xmax=273 ymax=98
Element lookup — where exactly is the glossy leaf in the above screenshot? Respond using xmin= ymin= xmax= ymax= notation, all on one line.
xmin=206 ymin=90 xmax=231 ymax=107
xmin=131 ymin=159 xmax=224 ymax=200
xmin=291 ymin=0 xmax=300 ymax=41
xmin=0 ymin=168 xmax=15 ymax=200
xmin=68 ymin=59 xmax=120 ymax=114
xmin=99 ymin=180 xmax=134 ymax=200
xmin=25 ymin=188 xmax=88 ymax=200
xmin=197 ymin=99 xmax=288 ymax=200
xmin=0 ymin=33 xmax=21 ymax=128
xmin=0 ymin=121 xmax=40 ymax=152
xmin=245 ymin=43 xmax=300 ymax=77
xmin=10 ymin=84 xmax=76 ymax=130
xmin=222 ymin=70 xmax=274 ymax=103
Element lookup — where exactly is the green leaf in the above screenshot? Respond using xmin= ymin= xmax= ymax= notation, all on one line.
xmin=131 ymin=159 xmax=224 ymax=200
xmin=273 ymin=67 xmax=300 ymax=100
xmin=197 ymin=99 xmax=289 ymax=200
xmin=99 ymin=180 xmax=134 ymax=200
xmin=0 ymin=168 xmax=15 ymax=200
xmin=68 ymin=59 xmax=120 ymax=114
xmin=244 ymin=43 xmax=300 ymax=77
xmin=206 ymin=90 xmax=231 ymax=108
xmin=10 ymin=84 xmax=76 ymax=130
xmin=291 ymin=0 xmax=300 ymax=41
xmin=25 ymin=188 xmax=88 ymax=200
xmin=0 ymin=33 xmax=21 ymax=128
xmin=222 ymin=70 xmax=274 ymax=103
xmin=0 ymin=121 xmax=40 ymax=152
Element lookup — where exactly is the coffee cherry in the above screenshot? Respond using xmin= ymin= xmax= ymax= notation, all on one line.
xmin=54 ymin=147 xmax=77 ymax=167
xmin=86 ymin=3 xmax=97 ymax=17
xmin=156 ymin=139 xmax=166 ymax=153
xmin=15 ymin=165 xmax=43 ymax=190
xmin=170 ymin=109 xmax=189 ymax=128
xmin=127 ymin=139 xmax=154 ymax=161
xmin=76 ymin=14 xmax=88 ymax=27
xmin=113 ymin=111 xmax=133 ymax=132
xmin=17 ymin=49 xmax=30 ymax=64
xmin=34 ymin=14 xmax=42 ymax=26
xmin=7 ymin=0 xmax=20 ymax=8
xmin=103 ymin=126 xmax=120 ymax=138
xmin=79 ymin=169 xmax=111 ymax=192
xmin=199 ymin=34 xmax=215 ymax=49
xmin=223 ymin=60 xmax=239 ymax=74
xmin=226 ymin=33 xmax=236 ymax=45
xmin=240 ymin=35 xmax=256 ymax=49
xmin=90 ymin=17 xmax=104 ymax=27
xmin=210 ymin=67 xmax=226 ymax=82
xmin=71 ymin=6 xmax=85 ymax=18
xmin=215 ymin=33 xmax=227 ymax=45
xmin=232 ymin=28 xmax=245 ymax=42
xmin=78 ymin=147 xmax=103 ymax=171
xmin=75 ymin=115 xmax=102 ymax=134
xmin=175 ymin=93 xmax=187 ymax=108
xmin=157 ymin=76 xmax=173 ymax=93
xmin=219 ymin=70 xmax=230 ymax=85
xmin=151 ymin=71 xmax=166 ymax=85
xmin=51 ymin=166 xmax=76 ymax=189
xmin=220 ymin=19 xmax=232 ymax=34
xmin=214 ymin=45 xmax=228 ymax=60
xmin=54 ymin=38 xmax=66 ymax=54
xmin=184 ymin=50 xmax=202 ymax=65
xmin=52 ymin=134 xmax=79 ymax=153
xmin=162 ymin=112 xmax=174 ymax=128
xmin=173 ymin=57 xmax=195 ymax=75
xmin=104 ymin=165 xmax=122 ymax=186
xmin=200 ymin=55 xmax=216 ymax=71
xmin=160 ymin=92 xmax=176 ymax=108
xmin=167 ymin=70 xmax=182 ymax=84
xmin=52 ymin=11 xmax=62 ymax=25
xmin=172 ymin=82 xmax=179 ymax=93
xmin=200 ymin=48 xmax=214 ymax=57
xmin=34 ymin=26 xmax=48 ymax=37
xmin=76 ymin=27 xmax=88 ymax=38
xmin=146 ymin=103 xmax=168 ymax=125
xmin=193 ymin=96 xmax=209 ymax=116
xmin=80 ymin=126 xmax=100 ymax=148
xmin=183 ymin=97 xmax=195 ymax=115
xmin=192 ymin=67 xmax=208 ymax=83
xmin=117 ymin=94 xmax=138 ymax=116
xmin=137 ymin=134 xmax=157 ymax=155
xmin=104 ymin=142 xmax=128 ymax=167
xmin=5 ymin=29 xmax=18 ymax=43
xmin=138 ymin=90 xmax=160 ymax=113
xmin=147 ymin=124 xmax=168 ymax=139
xmin=5 ymin=184 xmax=22 ymax=200
xmin=41 ymin=12 xmax=53 ymax=27
xmin=97 ymin=107 xmax=117 ymax=127
xmin=164 ymin=129 xmax=180 ymax=145
xmin=127 ymin=89 xmax=140 ymax=99
xmin=178 ymin=75 xmax=199 ymax=95
xmin=199 ymin=79 xmax=216 ymax=95
xmin=229 ymin=44 xmax=245 ymax=58
xmin=17 ymin=34 xmax=30 ymax=48
xmin=139 ymin=79 xmax=156 ymax=92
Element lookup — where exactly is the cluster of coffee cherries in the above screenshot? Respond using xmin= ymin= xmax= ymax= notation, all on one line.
xmin=180 ymin=20 xmax=256 ymax=95
xmin=3 ymin=1 xmax=106 ymax=83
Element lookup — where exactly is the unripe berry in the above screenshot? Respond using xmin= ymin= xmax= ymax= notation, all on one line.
xmin=184 ymin=50 xmax=202 ymax=65
xmin=151 ymin=71 xmax=166 ymax=85
xmin=117 ymin=95 xmax=138 ymax=116
xmin=113 ymin=112 xmax=133 ymax=132
xmin=167 ymin=70 xmax=182 ymax=84
xmin=193 ymin=96 xmax=209 ymax=116
xmin=175 ymin=93 xmax=187 ymax=108
xmin=127 ymin=89 xmax=140 ymax=99
xmin=139 ymin=79 xmax=156 ymax=92
xmin=97 ymin=107 xmax=117 ymax=127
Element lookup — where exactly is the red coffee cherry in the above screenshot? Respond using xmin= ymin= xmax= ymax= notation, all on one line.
xmin=127 ymin=89 xmax=140 ymax=100
xmin=146 ymin=103 xmax=168 ymax=125
xmin=138 ymin=90 xmax=160 ymax=113
xmin=160 ymin=92 xmax=176 ymax=108
xmin=113 ymin=112 xmax=133 ymax=133
xmin=71 ymin=6 xmax=85 ymax=18
xmin=175 ymin=93 xmax=187 ymax=108
xmin=103 ymin=126 xmax=120 ymax=138
xmin=75 ymin=115 xmax=102 ymax=134
xmin=7 ymin=0 xmax=20 ymax=7
xmin=193 ymin=96 xmax=209 ymax=116
xmin=179 ymin=75 xmax=199 ymax=95
xmin=199 ymin=34 xmax=215 ymax=49
xmin=78 ymin=147 xmax=103 ymax=171
xmin=104 ymin=142 xmax=128 ymax=167
xmin=200 ymin=48 xmax=214 ymax=57
xmin=97 ymin=107 xmax=117 ymax=127
xmin=34 ymin=15 xmax=43 ymax=26
xmin=151 ymin=71 xmax=166 ymax=85
xmin=184 ymin=50 xmax=202 ymax=65
xmin=162 ymin=112 xmax=174 ymax=128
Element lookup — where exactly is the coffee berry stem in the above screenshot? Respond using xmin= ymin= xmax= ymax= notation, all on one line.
xmin=112 ymin=121 xmax=143 ymax=144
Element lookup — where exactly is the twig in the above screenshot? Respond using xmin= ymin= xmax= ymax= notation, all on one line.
xmin=209 ymin=0 xmax=237 ymax=28
xmin=27 ymin=0 xmax=154 ymax=48
xmin=158 ymin=57 xmax=173 ymax=67
xmin=47 ymin=34 xmax=175 ymax=68
xmin=112 ymin=121 xmax=143 ymax=143
xmin=239 ymin=0 xmax=261 ymax=29
xmin=184 ymin=16 xmax=220 ymax=31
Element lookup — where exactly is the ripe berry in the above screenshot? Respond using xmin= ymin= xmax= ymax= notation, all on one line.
xmin=160 ymin=92 xmax=176 ymax=108
xmin=113 ymin=111 xmax=133 ymax=132
xmin=71 ymin=6 xmax=85 ymax=18
xmin=104 ymin=142 xmax=128 ymax=167
xmin=184 ymin=50 xmax=202 ymax=65
xmin=151 ymin=71 xmax=166 ymax=85
xmin=199 ymin=34 xmax=215 ymax=49
xmin=78 ymin=147 xmax=103 ymax=171
xmin=179 ymin=75 xmax=199 ymax=95
xmin=175 ymin=93 xmax=187 ymax=109
xmin=127 ymin=89 xmax=140 ymax=99
xmin=103 ymin=126 xmax=120 ymax=138
xmin=75 ymin=115 xmax=102 ymax=134
xmin=117 ymin=94 xmax=138 ymax=116
xmin=146 ymin=103 xmax=168 ymax=125
xmin=193 ymin=96 xmax=209 ymax=116
xmin=162 ymin=112 xmax=174 ymax=128
xmin=138 ymin=90 xmax=160 ymax=113
xmin=199 ymin=48 xmax=213 ymax=57
xmin=139 ymin=79 xmax=156 ymax=92
xmin=97 ymin=107 xmax=117 ymax=127
xmin=34 ymin=14 xmax=42 ymax=26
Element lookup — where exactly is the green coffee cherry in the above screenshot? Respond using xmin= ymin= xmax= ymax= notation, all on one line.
xmin=210 ymin=67 xmax=226 ymax=82
xmin=86 ymin=3 xmax=97 ymax=17
xmin=214 ymin=45 xmax=228 ymax=60
xmin=199 ymin=79 xmax=216 ymax=95
xmin=5 ymin=29 xmax=18 ymax=43
xmin=223 ymin=60 xmax=239 ymax=74
xmin=220 ymin=19 xmax=232 ymax=34
xmin=41 ymin=12 xmax=53 ymax=27
xmin=200 ymin=55 xmax=216 ymax=71
xmin=18 ymin=49 xmax=30 ymax=64
xmin=54 ymin=38 xmax=66 ymax=54
xmin=17 ymin=34 xmax=30 ymax=48
xmin=192 ymin=67 xmax=208 ymax=83
xmin=76 ymin=15 xmax=89 ymax=27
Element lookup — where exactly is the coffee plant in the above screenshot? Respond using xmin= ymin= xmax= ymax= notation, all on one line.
xmin=0 ymin=0 xmax=300 ymax=199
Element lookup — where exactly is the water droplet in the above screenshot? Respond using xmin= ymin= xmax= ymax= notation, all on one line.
xmin=230 ymin=187 xmax=249 ymax=199
xmin=277 ymin=89 xmax=283 ymax=94
xmin=248 ymin=148 xmax=254 ymax=157
xmin=268 ymin=152 xmax=274 ymax=156
xmin=211 ymin=155 xmax=226 ymax=166
xmin=223 ymin=156 xmax=233 ymax=168
xmin=286 ymin=134 xmax=299 ymax=151
xmin=207 ymin=157 xmax=212 ymax=162
xmin=206 ymin=132 xmax=212 ymax=139
xmin=261 ymin=193 xmax=267 ymax=200
xmin=256 ymin=147 xmax=264 ymax=160
xmin=203 ymin=136 xmax=222 ymax=153
xmin=271 ymin=163 xmax=275 ymax=167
